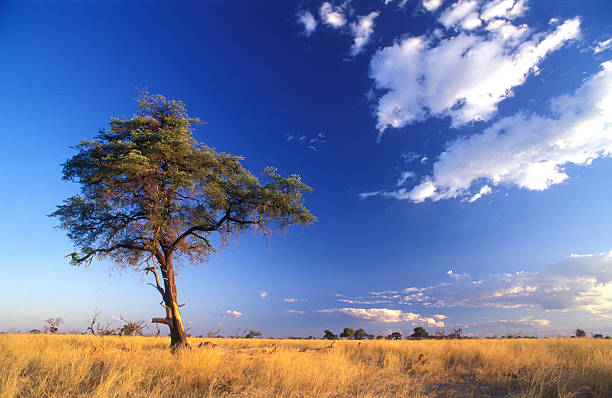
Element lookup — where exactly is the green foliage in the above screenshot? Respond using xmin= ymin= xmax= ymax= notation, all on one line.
xmin=354 ymin=328 xmax=374 ymax=340
xmin=411 ymin=327 xmax=428 ymax=339
xmin=387 ymin=331 xmax=402 ymax=340
xmin=323 ymin=329 xmax=338 ymax=340
xmin=575 ymin=329 xmax=586 ymax=338
xmin=340 ymin=327 xmax=356 ymax=340
xmin=245 ymin=330 xmax=262 ymax=339
xmin=51 ymin=91 xmax=316 ymax=270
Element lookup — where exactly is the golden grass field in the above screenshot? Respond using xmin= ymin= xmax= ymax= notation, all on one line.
xmin=1 ymin=334 xmax=610 ymax=397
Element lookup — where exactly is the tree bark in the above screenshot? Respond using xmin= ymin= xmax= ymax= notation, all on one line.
xmin=153 ymin=252 xmax=190 ymax=351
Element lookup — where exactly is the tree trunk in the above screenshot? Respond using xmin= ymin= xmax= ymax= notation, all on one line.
xmin=155 ymin=254 xmax=190 ymax=351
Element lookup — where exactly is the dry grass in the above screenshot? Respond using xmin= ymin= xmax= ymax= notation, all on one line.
xmin=0 ymin=334 xmax=610 ymax=397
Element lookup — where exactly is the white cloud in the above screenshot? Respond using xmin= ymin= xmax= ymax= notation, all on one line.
xmin=396 ymin=171 xmax=416 ymax=186
xmin=594 ymin=37 xmax=612 ymax=54
xmin=370 ymin=14 xmax=581 ymax=131
xmin=480 ymin=0 xmax=529 ymax=22
xmin=404 ymin=252 xmax=612 ymax=314
xmin=285 ymin=309 xmax=305 ymax=315
xmin=439 ymin=0 xmax=480 ymax=30
xmin=319 ymin=2 xmax=346 ymax=28
xmin=423 ymin=0 xmax=444 ymax=12
xmin=350 ymin=12 xmax=380 ymax=56
xmin=358 ymin=190 xmax=383 ymax=199
xmin=385 ymin=0 xmax=409 ymax=7
xmin=502 ymin=317 xmax=551 ymax=328
xmin=284 ymin=297 xmax=308 ymax=303
xmin=332 ymin=252 xmax=612 ymax=319
xmin=298 ymin=11 xmax=317 ymax=36
xmin=467 ymin=185 xmax=492 ymax=202
xmin=260 ymin=291 xmax=268 ymax=299
xmin=396 ymin=61 xmax=612 ymax=202
xmin=224 ymin=310 xmax=242 ymax=318
xmin=317 ymin=307 xmax=445 ymax=326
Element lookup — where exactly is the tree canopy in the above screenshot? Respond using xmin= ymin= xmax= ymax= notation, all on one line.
xmin=52 ymin=92 xmax=316 ymax=349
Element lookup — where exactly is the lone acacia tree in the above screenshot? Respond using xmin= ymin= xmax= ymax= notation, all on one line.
xmin=52 ymin=92 xmax=316 ymax=350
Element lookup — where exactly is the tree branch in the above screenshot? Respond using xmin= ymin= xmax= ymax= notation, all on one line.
xmin=144 ymin=266 xmax=165 ymax=297
xmin=69 ymin=242 xmax=147 ymax=265
xmin=169 ymin=209 xmax=232 ymax=251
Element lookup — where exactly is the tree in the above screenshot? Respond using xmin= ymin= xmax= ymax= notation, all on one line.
xmin=340 ymin=327 xmax=356 ymax=340
xmin=245 ymin=330 xmax=262 ymax=339
xmin=575 ymin=329 xmax=586 ymax=338
xmin=45 ymin=317 xmax=64 ymax=334
xmin=323 ymin=329 xmax=338 ymax=340
xmin=354 ymin=328 xmax=374 ymax=340
xmin=118 ymin=316 xmax=147 ymax=336
xmin=411 ymin=327 xmax=428 ymax=339
xmin=387 ymin=331 xmax=402 ymax=340
xmin=51 ymin=92 xmax=316 ymax=350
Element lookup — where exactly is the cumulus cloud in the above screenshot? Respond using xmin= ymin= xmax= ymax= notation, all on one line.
xmin=319 ymin=2 xmax=346 ymax=28
xmin=224 ymin=310 xmax=242 ymax=318
xmin=317 ymin=307 xmax=445 ymax=326
xmin=423 ymin=0 xmax=444 ymax=12
xmin=391 ymin=61 xmax=612 ymax=202
xmin=405 ymin=252 xmax=612 ymax=314
xmin=370 ymin=7 xmax=580 ymax=131
xmin=260 ymin=291 xmax=268 ymax=299
xmin=298 ymin=10 xmax=317 ymax=36
xmin=350 ymin=11 xmax=380 ymax=56
xmin=333 ymin=252 xmax=612 ymax=318
xmin=284 ymin=297 xmax=308 ymax=303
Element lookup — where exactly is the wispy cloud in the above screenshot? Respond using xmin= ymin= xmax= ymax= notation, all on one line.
xmin=284 ymin=297 xmax=308 ymax=303
xmin=285 ymin=309 xmax=305 ymax=315
xmin=352 ymin=251 xmax=612 ymax=315
xmin=316 ymin=307 xmax=446 ymax=326
xmin=297 ymin=10 xmax=318 ymax=36
xmin=224 ymin=310 xmax=243 ymax=318
xmin=285 ymin=132 xmax=327 ymax=151
xmin=593 ymin=37 xmax=612 ymax=54
xmin=260 ymin=291 xmax=268 ymax=299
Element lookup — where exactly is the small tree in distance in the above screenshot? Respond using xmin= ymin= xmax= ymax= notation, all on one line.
xmin=388 ymin=331 xmax=402 ymax=340
xmin=45 ymin=318 xmax=64 ymax=334
xmin=411 ymin=327 xmax=428 ymax=339
xmin=51 ymin=92 xmax=316 ymax=350
xmin=340 ymin=327 xmax=356 ymax=340
xmin=323 ymin=330 xmax=338 ymax=340
xmin=245 ymin=330 xmax=262 ymax=339
xmin=354 ymin=328 xmax=374 ymax=340
xmin=575 ymin=329 xmax=586 ymax=338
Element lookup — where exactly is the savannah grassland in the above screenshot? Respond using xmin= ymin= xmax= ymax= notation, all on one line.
xmin=1 ymin=334 xmax=610 ymax=398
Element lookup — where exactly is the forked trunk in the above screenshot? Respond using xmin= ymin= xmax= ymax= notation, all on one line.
xmin=152 ymin=254 xmax=190 ymax=351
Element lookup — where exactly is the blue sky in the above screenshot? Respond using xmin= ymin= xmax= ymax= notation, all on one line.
xmin=1 ymin=0 xmax=612 ymax=338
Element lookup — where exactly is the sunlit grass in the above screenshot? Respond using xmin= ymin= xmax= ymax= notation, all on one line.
xmin=0 ymin=334 xmax=610 ymax=397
